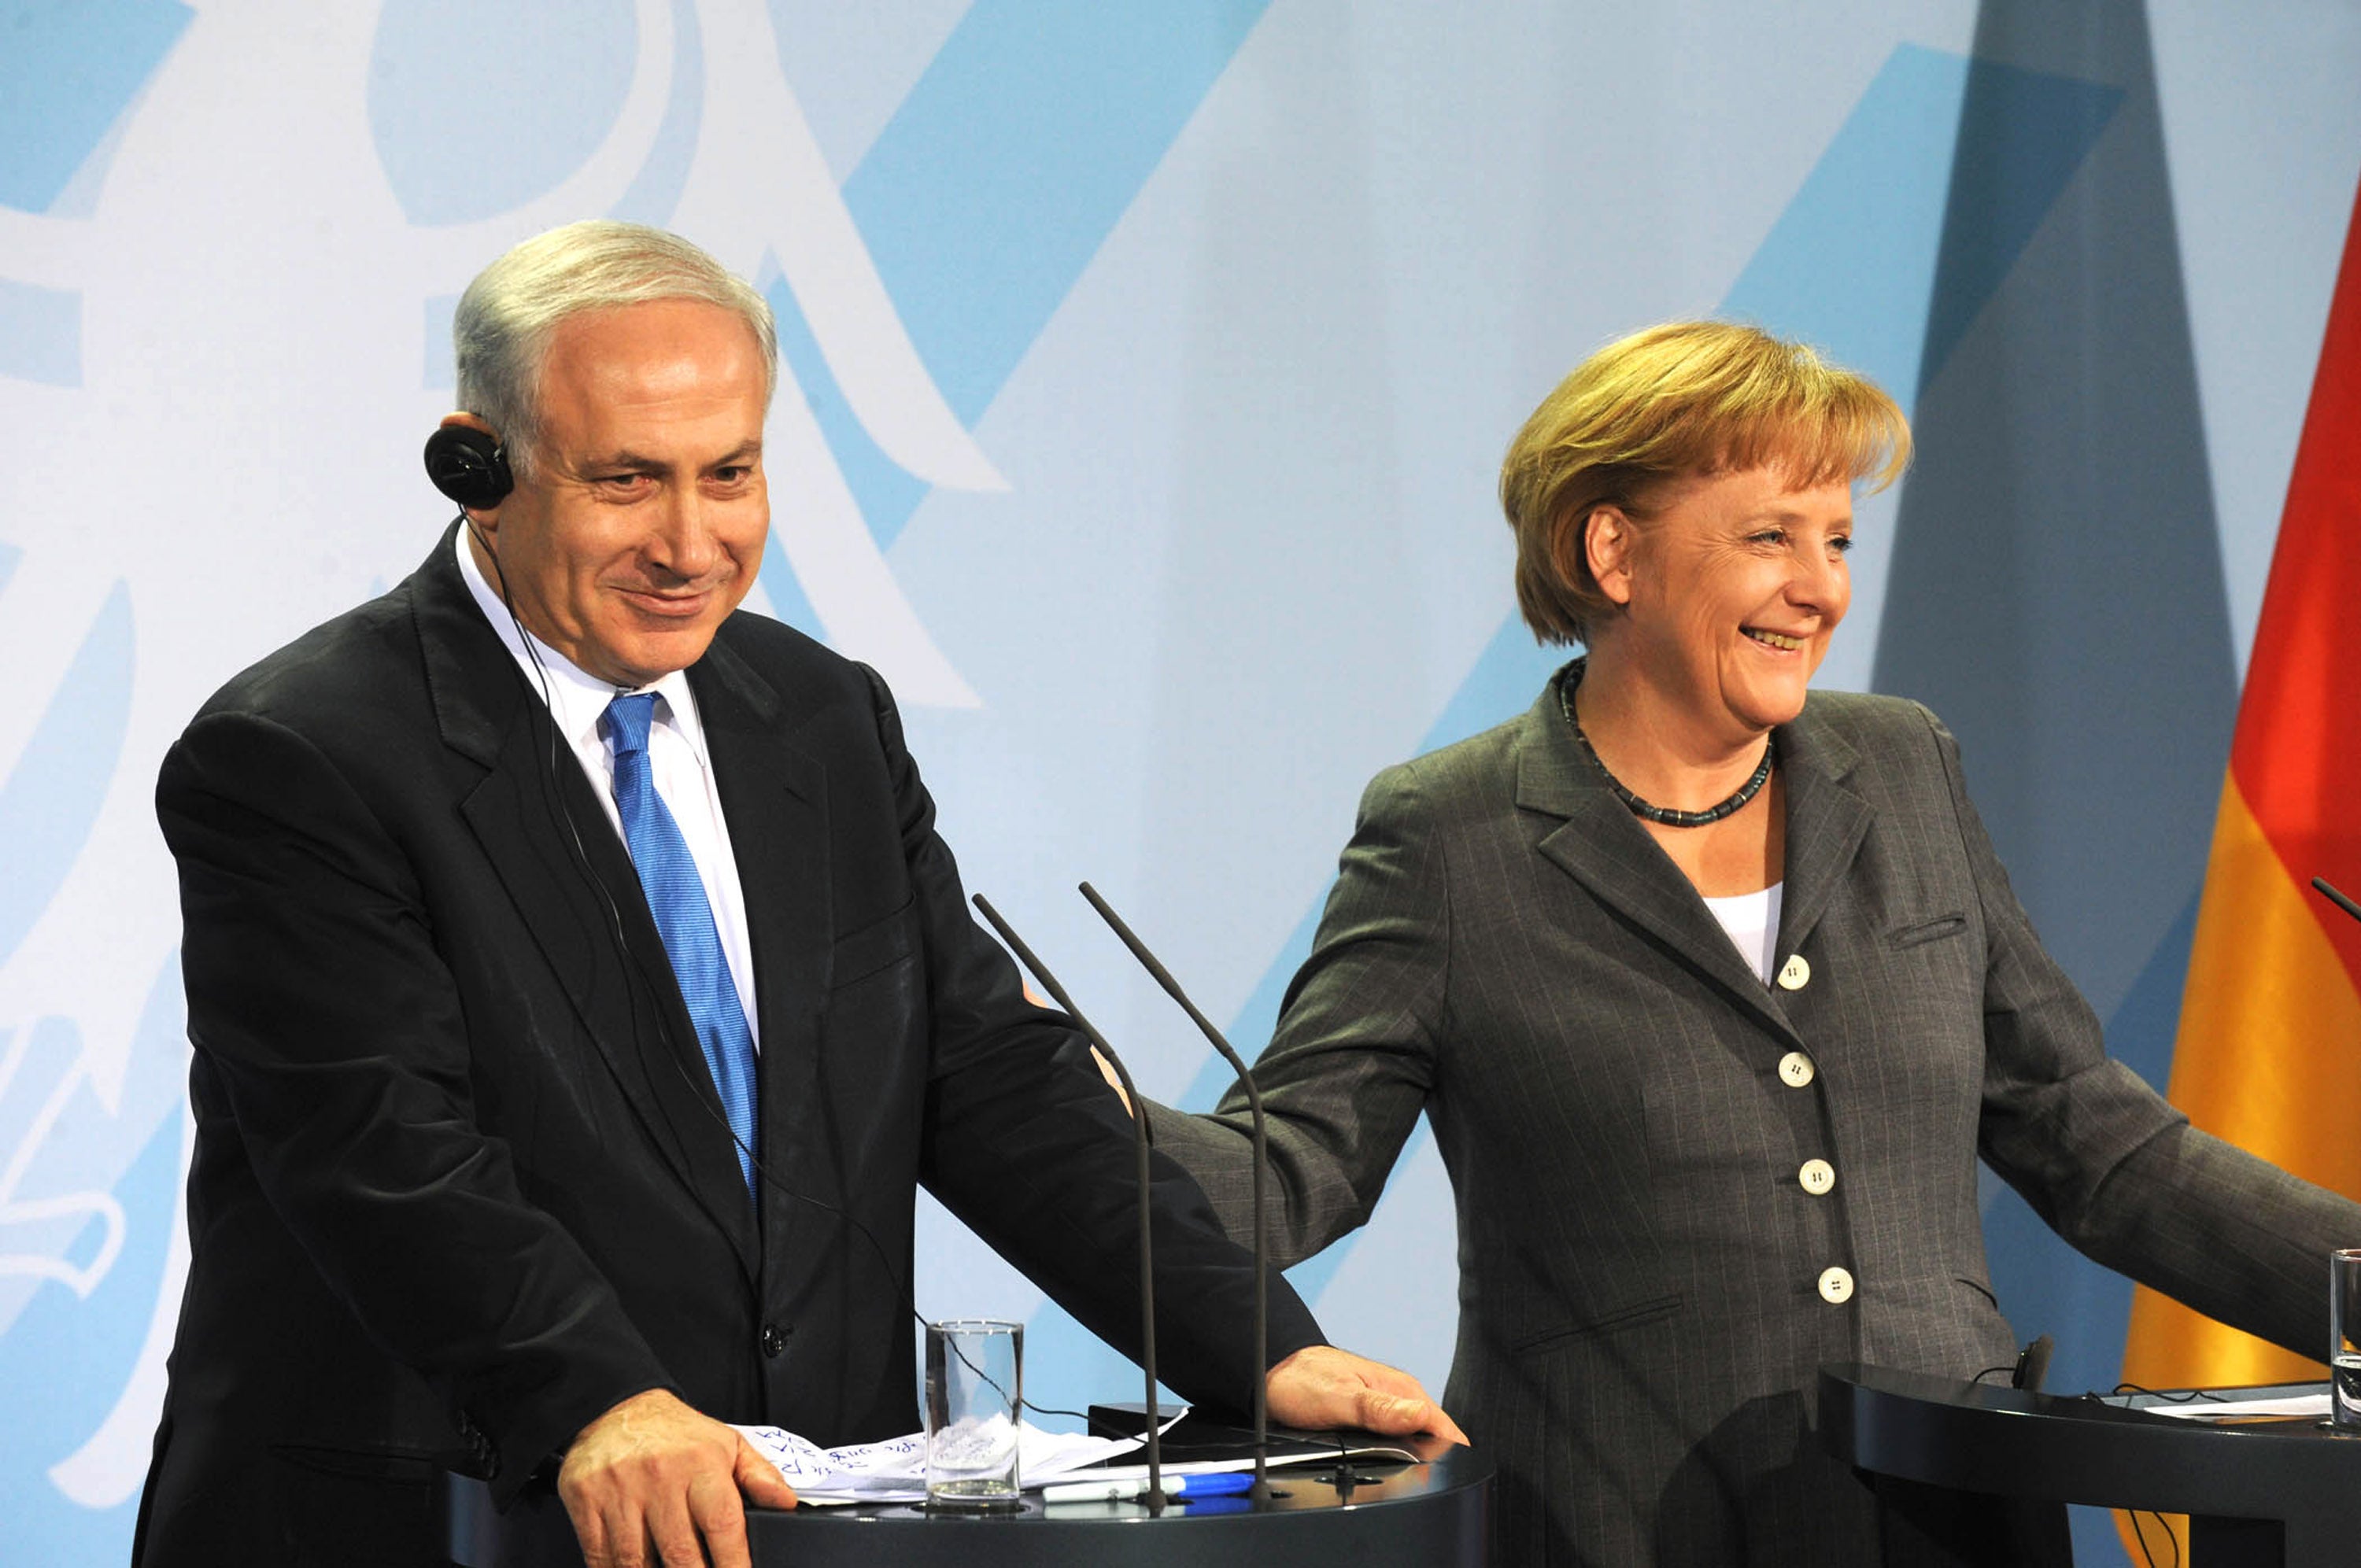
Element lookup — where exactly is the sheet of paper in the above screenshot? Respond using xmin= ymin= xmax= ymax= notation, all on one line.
xmin=733 ymin=1409 xmax=1192 ymax=1503
xmin=1065 ymin=1440 xmax=1421 ymax=1485
xmin=2139 ymin=1391 xmax=2332 ymax=1421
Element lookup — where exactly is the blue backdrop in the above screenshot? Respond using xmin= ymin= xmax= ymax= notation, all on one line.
xmin=4 ymin=3 xmax=2359 ymax=1561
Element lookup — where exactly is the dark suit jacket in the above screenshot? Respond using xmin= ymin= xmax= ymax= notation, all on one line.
xmin=135 ymin=527 xmax=1318 ymax=1566
xmin=1149 ymin=674 xmax=2361 ymax=1566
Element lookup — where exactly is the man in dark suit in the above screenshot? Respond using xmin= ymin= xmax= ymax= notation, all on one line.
xmin=134 ymin=221 xmax=1458 ymax=1568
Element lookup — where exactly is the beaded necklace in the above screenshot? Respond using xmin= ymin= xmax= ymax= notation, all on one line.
xmin=1556 ymin=662 xmax=1775 ymax=828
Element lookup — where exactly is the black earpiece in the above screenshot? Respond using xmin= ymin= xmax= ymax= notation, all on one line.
xmin=423 ymin=425 xmax=514 ymax=510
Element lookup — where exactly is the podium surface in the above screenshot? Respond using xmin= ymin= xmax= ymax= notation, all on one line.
xmin=447 ymin=1431 xmax=1491 ymax=1567
xmin=1820 ymin=1363 xmax=2361 ymax=1566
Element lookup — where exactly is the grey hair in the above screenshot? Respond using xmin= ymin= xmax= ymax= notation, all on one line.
xmin=452 ymin=220 xmax=779 ymax=476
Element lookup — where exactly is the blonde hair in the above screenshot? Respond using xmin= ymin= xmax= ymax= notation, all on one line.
xmin=1499 ymin=321 xmax=1910 ymax=644
xmin=453 ymin=220 xmax=778 ymax=476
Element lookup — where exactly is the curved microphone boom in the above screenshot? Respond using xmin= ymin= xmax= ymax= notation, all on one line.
xmin=1077 ymin=880 xmax=1276 ymax=1503
xmin=2313 ymin=876 xmax=2361 ymax=926
xmin=968 ymin=893 xmax=1167 ymax=1514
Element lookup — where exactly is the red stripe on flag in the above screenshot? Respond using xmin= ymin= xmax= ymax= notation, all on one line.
xmin=2230 ymin=175 xmax=2361 ymax=990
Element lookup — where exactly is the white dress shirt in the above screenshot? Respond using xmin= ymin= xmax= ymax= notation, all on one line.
xmin=456 ymin=529 xmax=760 ymax=1044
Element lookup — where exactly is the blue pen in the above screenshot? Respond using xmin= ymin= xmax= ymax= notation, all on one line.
xmin=1040 ymin=1471 xmax=1258 ymax=1503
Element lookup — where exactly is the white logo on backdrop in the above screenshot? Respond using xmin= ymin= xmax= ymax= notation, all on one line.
xmin=0 ymin=0 xmax=996 ymax=1523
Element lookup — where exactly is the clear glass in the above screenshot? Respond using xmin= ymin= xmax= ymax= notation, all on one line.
xmin=924 ymin=1318 xmax=1025 ymax=1507
xmin=2333 ymin=1250 xmax=2361 ymax=1429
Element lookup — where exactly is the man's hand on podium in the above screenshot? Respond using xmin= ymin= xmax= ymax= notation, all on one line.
xmin=1266 ymin=1345 xmax=1470 ymax=1444
xmin=558 ymin=1388 xmax=799 ymax=1568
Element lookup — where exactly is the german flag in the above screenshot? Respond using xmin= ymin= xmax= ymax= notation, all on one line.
xmin=2112 ymin=167 xmax=2361 ymax=1566
xmin=2119 ymin=174 xmax=2361 ymax=1394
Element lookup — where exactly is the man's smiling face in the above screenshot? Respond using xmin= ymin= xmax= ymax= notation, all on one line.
xmin=467 ymin=297 xmax=770 ymax=687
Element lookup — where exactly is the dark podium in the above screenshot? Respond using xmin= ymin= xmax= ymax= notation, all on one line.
xmin=444 ymin=1421 xmax=1491 ymax=1567
xmin=1820 ymin=1363 xmax=2361 ymax=1566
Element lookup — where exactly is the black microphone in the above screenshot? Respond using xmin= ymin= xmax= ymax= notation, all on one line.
xmin=968 ymin=893 xmax=1168 ymax=1513
xmin=2313 ymin=876 xmax=2361 ymax=926
xmin=1077 ymin=881 xmax=1277 ymax=1502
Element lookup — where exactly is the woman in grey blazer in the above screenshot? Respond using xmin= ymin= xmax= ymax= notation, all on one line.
xmin=1145 ymin=322 xmax=2361 ymax=1566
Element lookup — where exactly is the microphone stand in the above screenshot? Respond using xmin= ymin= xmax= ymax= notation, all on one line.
xmin=2314 ymin=876 xmax=2361 ymax=926
xmin=970 ymin=894 xmax=1166 ymax=1515
xmin=1078 ymin=881 xmax=1277 ymax=1503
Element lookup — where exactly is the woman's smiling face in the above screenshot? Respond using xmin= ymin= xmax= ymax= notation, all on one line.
xmin=1594 ymin=465 xmax=1854 ymax=742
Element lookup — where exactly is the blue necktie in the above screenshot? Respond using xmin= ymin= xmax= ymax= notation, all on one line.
xmin=601 ymin=693 xmax=758 ymax=1197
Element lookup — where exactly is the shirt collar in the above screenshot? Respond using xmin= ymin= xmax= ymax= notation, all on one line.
xmin=452 ymin=526 xmax=711 ymax=765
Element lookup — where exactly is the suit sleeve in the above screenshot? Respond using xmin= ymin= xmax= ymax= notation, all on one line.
xmin=1144 ymin=761 xmax=1446 ymax=1268
xmin=1927 ymin=704 xmax=2361 ymax=1356
xmin=160 ymin=710 xmax=674 ymax=1495
xmin=852 ymin=670 xmax=1325 ymax=1409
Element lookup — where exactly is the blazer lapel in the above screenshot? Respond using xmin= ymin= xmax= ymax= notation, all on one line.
xmin=1514 ymin=681 xmax=1809 ymax=1046
xmin=1770 ymin=706 xmax=1874 ymax=958
xmin=685 ymin=636 xmax=833 ymax=1245
xmin=414 ymin=534 xmax=761 ymax=1280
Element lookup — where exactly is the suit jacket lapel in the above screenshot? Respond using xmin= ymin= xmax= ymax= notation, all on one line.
xmin=413 ymin=532 xmax=761 ymax=1279
xmin=1513 ymin=681 xmax=1806 ymax=1046
xmin=685 ymin=636 xmax=833 ymax=1239
xmin=1771 ymin=706 xmax=1873 ymax=958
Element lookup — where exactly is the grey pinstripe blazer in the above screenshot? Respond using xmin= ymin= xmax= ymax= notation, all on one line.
xmin=1147 ymin=676 xmax=2361 ymax=1566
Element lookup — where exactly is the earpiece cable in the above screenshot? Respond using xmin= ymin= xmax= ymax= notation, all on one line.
xmin=464 ymin=511 xmax=1086 ymax=1426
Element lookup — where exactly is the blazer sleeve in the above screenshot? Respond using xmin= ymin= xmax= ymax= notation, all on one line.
xmin=160 ymin=709 xmax=675 ymax=1492
xmin=1144 ymin=760 xmax=1447 ymax=1267
xmin=850 ymin=670 xmax=1325 ymax=1407
xmin=1928 ymin=704 xmax=2361 ymax=1356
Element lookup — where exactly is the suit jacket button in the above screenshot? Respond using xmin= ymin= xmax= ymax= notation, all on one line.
xmin=1778 ymin=1051 xmax=1815 ymax=1087
xmin=1777 ymin=954 xmax=1812 ymax=991
xmin=1817 ymin=1266 xmax=1854 ymax=1304
xmin=1799 ymin=1158 xmax=1835 ymax=1195
xmin=761 ymin=1323 xmax=791 ymax=1358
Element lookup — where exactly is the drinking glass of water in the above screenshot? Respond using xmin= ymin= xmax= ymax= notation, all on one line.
xmin=925 ymin=1319 xmax=1025 ymax=1507
xmin=2332 ymin=1250 xmax=2361 ymax=1429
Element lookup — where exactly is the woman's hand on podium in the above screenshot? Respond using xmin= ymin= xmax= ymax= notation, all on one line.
xmin=558 ymin=1387 xmax=800 ymax=1568
xmin=1265 ymin=1345 xmax=1470 ymax=1444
